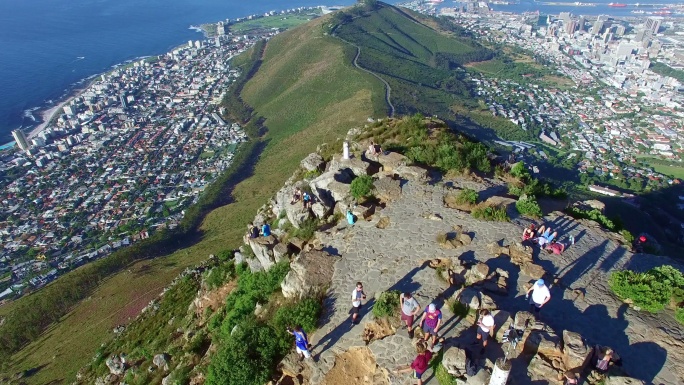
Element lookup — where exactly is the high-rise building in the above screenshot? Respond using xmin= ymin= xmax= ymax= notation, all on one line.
xmin=559 ymin=12 xmax=572 ymax=24
xmin=217 ymin=21 xmax=225 ymax=36
xmin=12 ymin=129 xmax=30 ymax=151
xmin=578 ymin=16 xmax=586 ymax=31
xmin=592 ymin=20 xmax=605 ymax=35
xmin=120 ymin=93 xmax=127 ymax=109
xmin=565 ymin=20 xmax=578 ymax=35
xmin=644 ymin=17 xmax=662 ymax=35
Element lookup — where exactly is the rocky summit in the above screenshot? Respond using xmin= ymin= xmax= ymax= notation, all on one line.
xmin=243 ymin=127 xmax=684 ymax=385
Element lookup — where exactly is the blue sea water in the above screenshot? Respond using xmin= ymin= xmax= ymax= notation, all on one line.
xmin=0 ymin=0 xmax=675 ymax=144
xmin=0 ymin=0 xmax=355 ymax=143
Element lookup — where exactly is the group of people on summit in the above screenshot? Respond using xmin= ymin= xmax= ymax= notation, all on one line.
xmin=522 ymin=223 xmax=574 ymax=255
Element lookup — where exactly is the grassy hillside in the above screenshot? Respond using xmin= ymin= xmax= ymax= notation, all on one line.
xmin=0 ymin=13 xmax=386 ymax=385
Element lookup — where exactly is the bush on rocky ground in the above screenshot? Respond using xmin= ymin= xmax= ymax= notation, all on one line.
xmin=471 ymin=205 xmax=509 ymax=222
xmin=515 ymin=195 xmax=543 ymax=218
xmin=351 ymin=175 xmax=375 ymax=200
xmin=609 ymin=265 xmax=684 ymax=319
xmin=372 ymin=290 xmax=401 ymax=318
xmin=455 ymin=188 xmax=478 ymax=205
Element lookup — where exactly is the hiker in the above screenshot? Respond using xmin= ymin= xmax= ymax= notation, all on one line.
xmin=291 ymin=187 xmax=302 ymax=204
xmin=393 ymin=340 xmax=433 ymax=385
xmin=632 ymin=235 xmax=647 ymax=253
xmin=476 ymin=309 xmax=495 ymax=352
xmin=526 ymin=279 xmax=551 ymax=315
xmin=419 ymin=303 xmax=442 ymax=348
xmin=594 ymin=346 xmax=621 ymax=372
xmin=350 ymin=281 xmax=367 ymax=324
xmin=346 ymin=209 xmax=356 ymax=225
xmin=563 ymin=370 xmax=579 ymax=385
xmin=522 ymin=224 xmax=537 ymax=243
xmin=410 ymin=340 xmax=433 ymax=385
xmin=535 ymin=225 xmax=557 ymax=247
xmin=287 ymin=325 xmax=313 ymax=361
xmin=261 ymin=222 xmax=271 ymax=237
xmin=368 ymin=141 xmax=381 ymax=156
xmin=302 ymin=192 xmax=312 ymax=209
xmin=400 ymin=292 xmax=422 ymax=338
xmin=248 ymin=223 xmax=259 ymax=239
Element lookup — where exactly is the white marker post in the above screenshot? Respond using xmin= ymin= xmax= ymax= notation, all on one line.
xmin=343 ymin=141 xmax=350 ymax=160
xmin=488 ymin=358 xmax=511 ymax=385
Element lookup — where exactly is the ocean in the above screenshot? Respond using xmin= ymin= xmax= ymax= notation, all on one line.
xmin=0 ymin=0 xmax=354 ymax=144
xmin=0 ymin=0 xmax=675 ymax=144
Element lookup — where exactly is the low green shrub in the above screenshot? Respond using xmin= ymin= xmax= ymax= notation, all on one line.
xmin=435 ymin=363 xmax=458 ymax=385
xmin=350 ymin=175 xmax=375 ymax=200
xmin=471 ymin=205 xmax=509 ymax=222
xmin=609 ymin=265 xmax=684 ymax=313
xmin=290 ymin=217 xmax=319 ymax=241
xmin=515 ymin=196 xmax=543 ymax=218
xmin=271 ymin=298 xmax=322 ymax=351
xmin=205 ymin=262 xmax=237 ymax=290
xmin=455 ymin=188 xmax=478 ymax=205
xmin=565 ymin=207 xmax=619 ymax=231
xmin=620 ymin=229 xmax=635 ymax=244
xmin=372 ymin=290 xmax=401 ymax=318
xmin=676 ymin=308 xmax=684 ymax=325
xmin=448 ymin=300 xmax=469 ymax=318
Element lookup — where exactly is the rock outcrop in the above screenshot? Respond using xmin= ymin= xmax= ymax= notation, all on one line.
xmin=281 ymin=250 xmax=335 ymax=299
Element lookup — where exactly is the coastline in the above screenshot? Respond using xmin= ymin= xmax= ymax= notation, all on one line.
xmin=27 ymin=86 xmax=87 ymax=140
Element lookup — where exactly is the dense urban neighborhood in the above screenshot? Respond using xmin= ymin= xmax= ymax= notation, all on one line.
xmin=0 ymin=27 xmax=282 ymax=299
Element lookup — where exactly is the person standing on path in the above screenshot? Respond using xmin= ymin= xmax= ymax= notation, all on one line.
xmin=350 ymin=281 xmax=367 ymax=325
xmin=287 ymin=325 xmax=313 ymax=361
xmin=419 ymin=303 xmax=442 ymax=348
xmin=393 ymin=340 xmax=433 ymax=385
xmin=400 ymin=292 xmax=421 ymax=338
xmin=526 ymin=279 xmax=551 ymax=315
xmin=476 ymin=309 xmax=495 ymax=353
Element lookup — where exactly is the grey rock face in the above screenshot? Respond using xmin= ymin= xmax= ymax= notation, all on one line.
xmin=281 ymin=250 xmax=335 ymax=299
xmin=247 ymin=235 xmax=279 ymax=270
xmin=301 ymin=152 xmax=325 ymax=172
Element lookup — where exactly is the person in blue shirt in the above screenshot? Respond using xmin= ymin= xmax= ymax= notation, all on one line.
xmin=287 ymin=325 xmax=312 ymax=360
xmin=346 ymin=209 xmax=356 ymax=225
xmin=261 ymin=223 xmax=271 ymax=237
xmin=302 ymin=192 xmax=312 ymax=209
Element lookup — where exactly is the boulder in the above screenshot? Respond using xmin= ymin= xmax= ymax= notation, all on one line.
xmin=246 ymin=255 xmax=264 ymax=272
xmin=104 ymin=374 xmax=119 ymax=384
xmin=524 ymin=329 xmax=563 ymax=359
xmin=481 ymin=279 xmax=508 ymax=296
xmin=562 ymin=330 xmax=592 ymax=372
xmin=457 ymin=232 xmax=472 ymax=246
xmin=311 ymin=202 xmax=331 ymax=219
xmin=234 ymin=251 xmax=245 ymax=265
xmin=281 ymin=250 xmax=335 ymax=299
xmin=513 ymin=311 xmax=535 ymax=330
xmin=479 ymin=293 xmax=497 ymax=310
xmin=376 ymin=151 xmax=407 ymax=172
xmin=286 ymin=203 xmax=312 ymax=229
xmin=153 ymin=353 xmax=170 ymax=372
xmin=273 ymin=243 xmax=289 ymax=263
xmin=301 ymin=152 xmax=325 ymax=172
xmin=521 ymin=262 xmax=545 ymax=280
xmin=394 ymin=165 xmax=428 ymax=182
xmin=441 ymin=346 xmax=467 ymax=377
xmin=527 ymin=354 xmax=563 ymax=384
xmin=482 ymin=196 xmax=517 ymax=217
xmin=105 ymin=354 xmax=126 ymax=376
xmin=604 ymin=377 xmax=646 ymax=385
xmin=466 ymin=263 xmax=489 ymax=285
xmin=486 ymin=242 xmax=509 ymax=257
xmin=309 ymin=170 xmax=353 ymax=207
xmin=492 ymin=310 xmax=512 ymax=343
xmin=455 ymin=287 xmax=481 ymax=310
xmin=376 ymin=216 xmax=391 ymax=229
xmin=328 ymin=154 xmax=370 ymax=177
xmin=247 ymin=235 xmax=279 ymax=270
xmin=509 ymin=241 xmax=533 ymax=265
xmin=279 ymin=350 xmax=305 ymax=378
xmin=373 ymin=177 xmax=402 ymax=203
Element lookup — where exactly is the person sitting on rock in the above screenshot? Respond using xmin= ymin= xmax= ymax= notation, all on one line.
xmin=632 ymin=235 xmax=647 ymax=253
xmin=302 ymin=192 xmax=312 ymax=209
xmin=563 ymin=370 xmax=578 ymax=385
xmin=261 ymin=223 xmax=271 ymax=237
xmin=367 ymin=140 xmax=381 ymax=156
xmin=535 ymin=225 xmax=557 ymax=247
xmin=290 ymin=187 xmax=302 ymax=205
xmin=248 ymin=223 xmax=259 ymax=239
xmin=522 ymin=224 xmax=537 ymax=243
xmin=346 ymin=209 xmax=356 ymax=225
xmin=594 ymin=346 xmax=621 ymax=372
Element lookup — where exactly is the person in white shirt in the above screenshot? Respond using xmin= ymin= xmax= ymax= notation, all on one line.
xmin=476 ymin=309 xmax=495 ymax=351
xmin=526 ymin=279 xmax=551 ymax=315
xmin=350 ymin=281 xmax=367 ymax=324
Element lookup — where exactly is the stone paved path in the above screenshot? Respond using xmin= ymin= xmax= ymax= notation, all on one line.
xmin=308 ymin=179 xmax=684 ymax=385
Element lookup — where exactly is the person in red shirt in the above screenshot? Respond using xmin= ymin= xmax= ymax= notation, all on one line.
xmin=396 ymin=340 xmax=433 ymax=385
